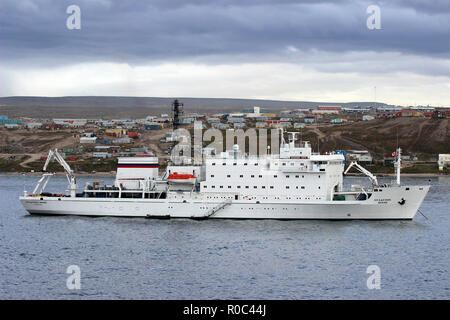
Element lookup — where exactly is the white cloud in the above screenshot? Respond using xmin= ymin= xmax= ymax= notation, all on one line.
xmin=2 ymin=53 xmax=450 ymax=106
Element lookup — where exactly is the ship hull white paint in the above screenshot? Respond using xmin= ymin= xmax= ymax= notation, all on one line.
xmin=20 ymin=185 xmax=429 ymax=220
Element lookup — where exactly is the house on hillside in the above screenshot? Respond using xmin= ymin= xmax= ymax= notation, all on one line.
xmin=438 ymin=154 xmax=450 ymax=171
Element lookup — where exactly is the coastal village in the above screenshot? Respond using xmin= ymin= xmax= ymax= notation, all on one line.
xmin=0 ymin=104 xmax=449 ymax=174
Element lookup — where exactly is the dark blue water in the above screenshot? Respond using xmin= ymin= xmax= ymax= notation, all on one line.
xmin=0 ymin=174 xmax=448 ymax=299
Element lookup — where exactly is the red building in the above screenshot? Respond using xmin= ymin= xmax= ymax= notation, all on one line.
xmin=317 ymin=106 xmax=342 ymax=111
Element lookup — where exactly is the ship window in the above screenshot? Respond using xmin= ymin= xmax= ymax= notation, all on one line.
xmin=254 ymin=186 xmax=257 ymax=189
xmin=295 ymin=175 xmax=299 ymax=178
xmin=318 ymin=186 xmax=321 ymax=189
xmin=220 ymin=186 xmax=223 ymax=188
xmin=204 ymin=186 xmax=207 ymax=188
xmin=212 ymin=186 xmax=215 ymax=188
xmin=222 ymin=163 xmax=226 ymax=166
xmin=282 ymin=163 xmax=286 ymax=166
xmin=211 ymin=175 xmax=214 ymax=177
xmin=227 ymin=175 xmax=231 ymax=178
xmin=228 ymin=186 xmax=231 ymax=189
xmin=291 ymin=163 xmax=294 ymax=166
xmin=259 ymin=175 xmax=262 ymax=178
xmin=274 ymin=175 xmax=278 ymax=178
xmin=301 ymin=186 xmax=305 ymax=189
xmin=251 ymin=175 xmax=254 ymax=178
xmin=212 ymin=163 xmax=216 ymax=165
xmin=262 ymin=186 xmax=266 ymax=189
xmin=254 ymin=163 xmax=258 ymax=166
xmin=233 ymin=163 xmax=237 ymax=166
xmin=245 ymin=186 xmax=249 ymax=189
xmin=318 ymin=175 xmax=321 ymax=178
xmin=237 ymin=186 xmax=241 ymax=189
xmin=286 ymin=175 xmax=290 ymax=178
xmin=270 ymin=186 xmax=274 ymax=189
xmin=240 ymin=175 xmax=243 ymax=178
xmin=244 ymin=163 xmax=248 ymax=166
xmin=286 ymin=186 xmax=290 ymax=189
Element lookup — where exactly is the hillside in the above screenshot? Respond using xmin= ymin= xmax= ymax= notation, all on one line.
xmin=0 ymin=96 xmax=387 ymax=119
xmin=301 ymin=117 xmax=449 ymax=157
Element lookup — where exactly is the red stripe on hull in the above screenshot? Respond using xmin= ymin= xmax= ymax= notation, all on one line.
xmin=117 ymin=165 xmax=159 ymax=168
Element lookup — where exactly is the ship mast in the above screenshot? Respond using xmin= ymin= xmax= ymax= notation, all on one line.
xmin=395 ymin=147 xmax=402 ymax=185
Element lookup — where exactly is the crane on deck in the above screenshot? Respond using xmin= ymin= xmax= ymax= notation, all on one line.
xmin=32 ymin=149 xmax=77 ymax=197
xmin=344 ymin=161 xmax=378 ymax=186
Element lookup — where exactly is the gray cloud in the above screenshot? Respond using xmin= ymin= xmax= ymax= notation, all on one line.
xmin=1 ymin=0 xmax=450 ymax=69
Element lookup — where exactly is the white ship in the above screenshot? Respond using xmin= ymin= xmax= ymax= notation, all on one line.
xmin=20 ymin=133 xmax=429 ymax=220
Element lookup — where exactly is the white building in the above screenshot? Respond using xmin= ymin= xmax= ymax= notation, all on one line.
xmin=294 ymin=123 xmax=305 ymax=128
xmin=80 ymin=137 xmax=97 ymax=144
xmin=346 ymin=150 xmax=373 ymax=164
xmin=233 ymin=123 xmax=247 ymax=129
xmin=4 ymin=124 xmax=20 ymax=129
xmin=93 ymin=152 xmax=112 ymax=159
xmin=207 ymin=117 xmax=220 ymax=123
xmin=363 ymin=115 xmax=375 ymax=121
xmin=112 ymin=137 xmax=133 ymax=144
xmin=255 ymin=122 xmax=267 ymax=128
xmin=26 ymin=122 xmax=43 ymax=129
xmin=438 ymin=154 xmax=450 ymax=171
xmin=53 ymin=119 xmax=87 ymax=127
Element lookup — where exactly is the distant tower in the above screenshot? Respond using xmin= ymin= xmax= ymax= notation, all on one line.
xmin=172 ymin=99 xmax=184 ymax=130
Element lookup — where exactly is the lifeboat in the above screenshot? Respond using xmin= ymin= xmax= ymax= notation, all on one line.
xmin=167 ymin=172 xmax=196 ymax=184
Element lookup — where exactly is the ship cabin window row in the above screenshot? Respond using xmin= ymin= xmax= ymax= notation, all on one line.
xmin=210 ymin=162 xmax=260 ymax=166
xmin=203 ymin=185 xmax=311 ymax=190
xmin=207 ymin=174 xmax=317 ymax=179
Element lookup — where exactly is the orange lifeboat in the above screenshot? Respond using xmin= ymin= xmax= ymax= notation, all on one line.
xmin=167 ymin=172 xmax=196 ymax=184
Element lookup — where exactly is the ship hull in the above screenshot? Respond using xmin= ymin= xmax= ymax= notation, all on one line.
xmin=19 ymin=185 xmax=429 ymax=220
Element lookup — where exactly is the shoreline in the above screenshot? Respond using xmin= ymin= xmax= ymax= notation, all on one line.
xmin=0 ymin=171 xmax=447 ymax=177
xmin=0 ymin=171 xmax=116 ymax=176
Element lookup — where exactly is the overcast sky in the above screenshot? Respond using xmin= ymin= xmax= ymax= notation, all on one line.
xmin=1 ymin=0 xmax=450 ymax=105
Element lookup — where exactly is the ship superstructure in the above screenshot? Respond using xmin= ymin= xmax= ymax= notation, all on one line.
xmin=20 ymin=132 xmax=429 ymax=219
